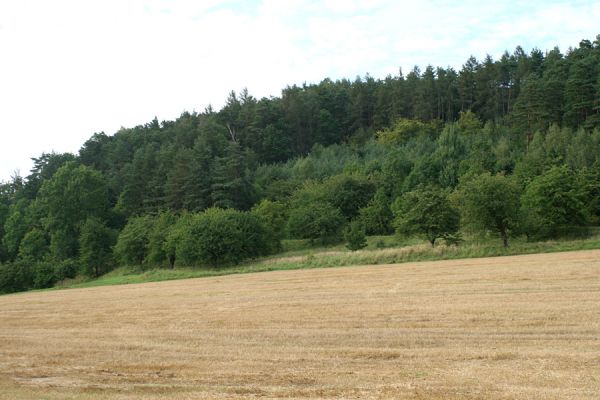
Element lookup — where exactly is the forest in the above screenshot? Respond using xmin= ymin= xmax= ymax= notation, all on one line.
xmin=1 ymin=36 xmax=599 ymax=293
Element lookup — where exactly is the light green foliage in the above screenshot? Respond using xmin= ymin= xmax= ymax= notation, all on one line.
xmin=79 ymin=217 xmax=116 ymax=277
xmin=521 ymin=166 xmax=587 ymax=239
xmin=358 ymin=188 xmax=393 ymax=235
xmin=454 ymin=173 xmax=521 ymax=247
xmin=344 ymin=220 xmax=367 ymax=251
xmin=251 ymin=199 xmax=286 ymax=251
xmin=146 ymin=211 xmax=178 ymax=268
xmin=392 ymin=186 xmax=459 ymax=247
xmin=287 ymin=202 xmax=345 ymax=244
xmin=114 ymin=216 xmax=153 ymax=266
xmin=376 ymin=119 xmax=437 ymax=144
xmin=17 ymin=228 xmax=48 ymax=261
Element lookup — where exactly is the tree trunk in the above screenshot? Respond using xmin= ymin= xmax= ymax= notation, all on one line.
xmin=501 ymin=231 xmax=509 ymax=248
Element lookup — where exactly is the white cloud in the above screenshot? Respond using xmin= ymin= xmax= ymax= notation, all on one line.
xmin=0 ymin=0 xmax=598 ymax=180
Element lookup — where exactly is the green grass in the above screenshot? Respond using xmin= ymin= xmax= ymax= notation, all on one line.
xmin=56 ymin=231 xmax=600 ymax=291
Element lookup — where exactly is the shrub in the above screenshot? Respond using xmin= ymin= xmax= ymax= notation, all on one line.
xmin=521 ymin=165 xmax=587 ymax=239
xmin=170 ymin=208 xmax=271 ymax=267
xmin=344 ymin=221 xmax=367 ymax=251
xmin=114 ymin=216 xmax=153 ymax=266
xmin=32 ymin=261 xmax=56 ymax=289
xmin=0 ymin=261 xmax=33 ymax=294
xmin=287 ymin=202 xmax=345 ymax=244
xmin=54 ymin=259 xmax=79 ymax=281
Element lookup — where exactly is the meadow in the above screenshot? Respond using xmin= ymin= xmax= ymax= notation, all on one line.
xmin=1 ymin=249 xmax=599 ymax=399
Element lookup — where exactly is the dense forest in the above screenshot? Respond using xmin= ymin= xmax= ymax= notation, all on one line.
xmin=1 ymin=37 xmax=600 ymax=293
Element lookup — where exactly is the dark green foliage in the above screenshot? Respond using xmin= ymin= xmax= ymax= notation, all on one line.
xmin=521 ymin=166 xmax=587 ymax=239
xmin=79 ymin=217 xmax=116 ymax=277
xmin=322 ymin=174 xmax=376 ymax=220
xmin=32 ymin=261 xmax=56 ymax=289
xmin=344 ymin=220 xmax=367 ymax=251
xmin=392 ymin=186 xmax=460 ymax=247
xmin=54 ymin=259 xmax=79 ymax=281
xmin=0 ymin=261 xmax=33 ymax=294
xmin=211 ymin=142 xmax=256 ymax=210
xmin=454 ymin=173 xmax=521 ymax=247
xmin=580 ymin=161 xmax=600 ymax=225
xmin=1 ymin=36 xmax=600 ymax=293
xmin=169 ymin=208 xmax=270 ymax=267
xmin=38 ymin=162 xmax=110 ymax=260
xmin=287 ymin=202 xmax=345 ymax=244
xmin=2 ymin=199 xmax=32 ymax=260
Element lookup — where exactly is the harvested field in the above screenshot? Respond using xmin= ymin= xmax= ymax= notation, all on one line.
xmin=1 ymin=250 xmax=600 ymax=399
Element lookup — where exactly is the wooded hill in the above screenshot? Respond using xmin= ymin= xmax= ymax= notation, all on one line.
xmin=1 ymin=36 xmax=599 ymax=293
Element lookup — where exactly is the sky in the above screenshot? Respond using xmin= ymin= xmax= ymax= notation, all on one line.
xmin=0 ymin=0 xmax=598 ymax=181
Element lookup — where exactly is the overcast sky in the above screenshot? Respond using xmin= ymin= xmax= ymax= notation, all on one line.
xmin=0 ymin=0 xmax=598 ymax=181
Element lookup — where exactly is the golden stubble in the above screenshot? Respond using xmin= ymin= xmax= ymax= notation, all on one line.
xmin=1 ymin=250 xmax=599 ymax=399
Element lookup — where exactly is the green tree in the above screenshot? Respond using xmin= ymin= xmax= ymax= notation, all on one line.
xmin=114 ymin=216 xmax=153 ymax=266
xmin=287 ymin=202 xmax=345 ymax=244
xmin=172 ymin=208 xmax=270 ymax=267
xmin=211 ymin=142 xmax=256 ymax=210
xmin=17 ymin=228 xmax=48 ymax=261
xmin=344 ymin=220 xmax=367 ymax=251
xmin=2 ymin=199 xmax=31 ymax=261
xmin=322 ymin=174 xmax=375 ymax=220
xmin=146 ymin=211 xmax=178 ymax=268
xmin=251 ymin=199 xmax=286 ymax=252
xmin=38 ymin=162 xmax=110 ymax=260
xmin=79 ymin=217 xmax=116 ymax=277
xmin=453 ymin=173 xmax=521 ymax=247
xmin=521 ymin=166 xmax=587 ymax=238
xmin=392 ymin=186 xmax=459 ymax=247
xmin=358 ymin=188 xmax=393 ymax=235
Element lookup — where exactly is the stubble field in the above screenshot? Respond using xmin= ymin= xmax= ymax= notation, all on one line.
xmin=1 ymin=250 xmax=599 ymax=399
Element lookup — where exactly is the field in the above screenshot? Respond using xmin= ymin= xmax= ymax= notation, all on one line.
xmin=1 ymin=250 xmax=600 ymax=399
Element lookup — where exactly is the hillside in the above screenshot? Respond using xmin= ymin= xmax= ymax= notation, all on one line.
xmin=1 ymin=36 xmax=600 ymax=293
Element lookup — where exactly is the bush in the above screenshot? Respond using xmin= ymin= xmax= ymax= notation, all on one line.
xmin=358 ymin=188 xmax=394 ymax=235
xmin=0 ymin=261 xmax=33 ymax=294
xmin=344 ymin=221 xmax=367 ymax=251
xmin=251 ymin=199 xmax=286 ymax=252
xmin=114 ymin=216 xmax=153 ymax=266
xmin=521 ymin=166 xmax=588 ymax=239
xmin=54 ymin=259 xmax=79 ymax=281
xmin=169 ymin=208 xmax=271 ymax=267
xmin=287 ymin=202 xmax=345 ymax=244
xmin=32 ymin=261 xmax=56 ymax=289
xmin=80 ymin=217 xmax=116 ymax=277
xmin=146 ymin=211 xmax=178 ymax=268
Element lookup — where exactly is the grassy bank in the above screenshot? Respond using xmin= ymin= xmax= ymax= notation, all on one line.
xmin=56 ymin=231 xmax=600 ymax=290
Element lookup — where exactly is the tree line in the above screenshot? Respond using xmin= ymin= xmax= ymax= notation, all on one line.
xmin=1 ymin=36 xmax=599 ymax=293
